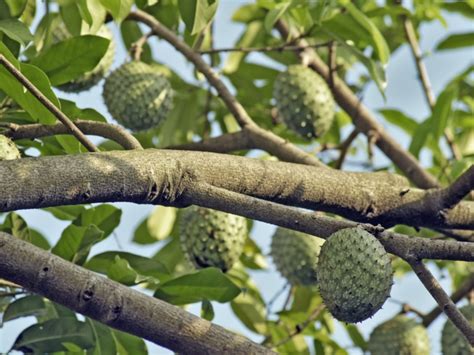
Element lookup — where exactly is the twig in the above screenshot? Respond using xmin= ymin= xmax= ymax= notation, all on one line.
xmin=335 ymin=128 xmax=359 ymax=169
xmin=266 ymin=283 xmax=290 ymax=315
xmin=130 ymin=31 xmax=153 ymax=61
xmin=0 ymin=54 xmax=99 ymax=153
xmin=272 ymin=304 xmax=326 ymax=349
xmin=423 ymin=273 xmax=474 ymax=326
xmin=440 ymin=165 xmax=474 ymax=210
xmin=2 ymin=120 xmax=143 ymax=150
xmin=402 ymin=17 xmax=461 ymax=161
xmin=127 ymin=10 xmax=325 ymax=168
xmin=197 ymin=42 xmax=332 ymax=55
xmin=407 ymin=257 xmax=474 ymax=345
xmin=328 ymin=41 xmax=336 ymax=89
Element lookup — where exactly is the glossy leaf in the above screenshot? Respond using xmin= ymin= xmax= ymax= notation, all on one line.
xmin=431 ymin=85 xmax=457 ymax=141
xmin=73 ymin=204 xmax=122 ymax=238
xmin=0 ymin=18 xmax=32 ymax=45
xmin=3 ymin=295 xmax=46 ymax=322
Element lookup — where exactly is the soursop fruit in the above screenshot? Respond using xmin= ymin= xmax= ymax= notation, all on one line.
xmin=102 ymin=61 xmax=174 ymax=131
xmin=270 ymin=227 xmax=325 ymax=286
xmin=317 ymin=227 xmax=393 ymax=323
xmin=273 ymin=65 xmax=335 ymax=138
xmin=179 ymin=206 xmax=247 ymax=272
xmin=53 ymin=24 xmax=116 ymax=93
xmin=441 ymin=304 xmax=474 ymax=355
xmin=368 ymin=315 xmax=430 ymax=355
xmin=0 ymin=135 xmax=21 ymax=160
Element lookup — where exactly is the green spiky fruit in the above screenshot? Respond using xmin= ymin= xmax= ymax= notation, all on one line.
xmin=273 ymin=65 xmax=335 ymax=138
xmin=270 ymin=227 xmax=325 ymax=286
xmin=179 ymin=206 xmax=247 ymax=272
xmin=102 ymin=61 xmax=174 ymax=131
xmin=0 ymin=135 xmax=20 ymax=160
xmin=317 ymin=227 xmax=393 ymax=323
xmin=441 ymin=304 xmax=474 ymax=355
xmin=368 ymin=315 xmax=430 ymax=355
xmin=53 ymin=25 xmax=116 ymax=92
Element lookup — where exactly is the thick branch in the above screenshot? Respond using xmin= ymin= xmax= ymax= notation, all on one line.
xmin=0 ymin=150 xmax=472 ymax=230
xmin=0 ymin=232 xmax=272 ymax=354
xmin=127 ymin=10 xmax=325 ymax=168
xmin=275 ymin=21 xmax=439 ymax=189
xmin=0 ymin=54 xmax=99 ymax=153
xmin=406 ymin=258 xmax=474 ymax=345
xmin=169 ymin=130 xmax=252 ymax=153
xmin=2 ymin=121 xmax=143 ymax=150
xmin=423 ymin=273 xmax=474 ymax=327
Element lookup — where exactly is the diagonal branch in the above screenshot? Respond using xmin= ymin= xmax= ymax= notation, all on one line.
xmin=423 ymin=273 xmax=474 ymax=327
xmin=127 ymin=10 xmax=325 ymax=168
xmin=406 ymin=257 xmax=474 ymax=345
xmin=0 ymin=54 xmax=99 ymax=153
xmin=0 ymin=232 xmax=273 ymax=354
xmin=440 ymin=165 xmax=474 ymax=209
xmin=274 ymin=20 xmax=439 ymax=189
xmin=402 ymin=16 xmax=461 ymax=160
xmin=2 ymin=121 xmax=143 ymax=150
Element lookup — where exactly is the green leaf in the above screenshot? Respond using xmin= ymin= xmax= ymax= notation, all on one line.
xmin=31 ymin=35 xmax=109 ymax=85
xmin=409 ymin=118 xmax=431 ymax=158
xmin=231 ymin=295 xmax=267 ymax=334
xmin=3 ymin=295 xmax=46 ymax=322
xmin=132 ymin=217 xmax=156 ymax=244
xmin=379 ymin=109 xmax=418 ymax=135
xmin=0 ymin=43 xmax=59 ymax=124
xmin=52 ymin=224 xmax=104 ymax=265
xmin=120 ymin=20 xmax=152 ymax=64
xmin=99 ymin=0 xmax=134 ymax=22
xmin=73 ymin=204 xmax=122 ymax=238
xmin=112 ymin=329 xmax=147 ymax=355
xmin=147 ymin=206 xmax=177 ymax=241
xmin=85 ymin=251 xmax=170 ymax=280
xmin=12 ymin=318 xmax=95 ymax=353
xmin=44 ymin=205 xmax=86 ymax=220
xmin=0 ymin=18 xmax=32 ymax=46
xmin=344 ymin=324 xmax=367 ymax=351
xmin=0 ymin=212 xmax=29 ymax=240
xmin=178 ymin=0 xmax=219 ymax=35
xmin=154 ymin=268 xmax=241 ymax=305
xmin=4 ymin=0 xmax=28 ymax=17
xmin=106 ymin=255 xmax=148 ymax=286
xmin=264 ymin=1 xmax=291 ymax=32
xmin=340 ymin=1 xmax=390 ymax=64
xmin=431 ymin=85 xmax=458 ymax=141
xmin=28 ymin=229 xmax=51 ymax=250
xmin=201 ymin=299 xmax=215 ymax=321
xmin=436 ymin=32 xmax=474 ymax=50
xmin=60 ymin=98 xmax=107 ymax=122
xmin=60 ymin=1 xmax=82 ymax=36
xmin=152 ymin=237 xmax=188 ymax=274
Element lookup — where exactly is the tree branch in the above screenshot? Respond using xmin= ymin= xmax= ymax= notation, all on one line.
xmin=440 ymin=165 xmax=474 ymax=209
xmin=423 ymin=273 xmax=474 ymax=327
xmin=1 ymin=121 xmax=143 ymax=150
xmin=402 ymin=16 xmax=461 ymax=160
xmin=127 ymin=10 xmax=325 ymax=168
xmin=335 ymin=127 xmax=359 ymax=169
xmin=168 ymin=130 xmax=252 ymax=153
xmin=274 ymin=21 xmax=439 ymax=189
xmin=0 ymin=150 xmax=472 ymax=231
xmin=406 ymin=258 xmax=474 ymax=345
xmin=0 ymin=54 xmax=99 ymax=153
xmin=0 ymin=232 xmax=273 ymax=354
xmin=197 ymin=42 xmax=332 ymax=54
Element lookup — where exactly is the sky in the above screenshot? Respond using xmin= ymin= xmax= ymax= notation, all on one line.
xmin=1 ymin=1 xmax=472 ymax=354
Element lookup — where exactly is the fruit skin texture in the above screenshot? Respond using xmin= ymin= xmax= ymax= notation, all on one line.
xmin=368 ymin=315 xmax=430 ymax=355
xmin=273 ymin=65 xmax=335 ymax=138
xmin=441 ymin=304 xmax=474 ymax=355
xmin=54 ymin=25 xmax=116 ymax=93
xmin=179 ymin=206 xmax=247 ymax=272
xmin=0 ymin=135 xmax=21 ymax=160
xmin=270 ymin=227 xmax=325 ymax=286
xmin=317 ymin=227 xmax=393 ymax=323
xmin=103 ymin=61 xmax=174 ymax=131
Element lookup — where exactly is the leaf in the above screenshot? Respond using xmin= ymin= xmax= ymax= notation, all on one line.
xmin=344 ymin=324 xmax=367 ymax=351
xmin=147 ymin=206 xmax=177 ymax=241
xmin=106 ymin=255 xmax=148 ymax=286
xmin=12 ymin=318 xmax=95 ymax=353
xmin=85 ymin=251 xmax=170 ymax=280
xmin=30 ymin=35 xmax=109 ymax=85
xmin=201 ymin=299 xmax=215 ymax=321
xmin=154 ymin=268 xmax=241 ymax=305
xmin=379 ymin=109 xmax=418 ymax=135
xmin=409 ymin=117 xmax=431 ymax=158
xmin=340 ymin=1 xmax=390 ymax=64
xmin=436 ymin=32 xmax=474 ymax=50
xmin=178 ymin=0 xmax=219 ymax=35
xmin=112 ymin=329 xmax=147 ymax=355
xmin=431 ymin=85 xmax=458 ymax=141
xmin=4 ymin=0 xmax=28 ymax=17
xmin=231 ymin=296 xmax=267 ymax=334
xmin=99 ymin=0 xmax=134 ymax=22
xmin=0 ymin=18 xmax=32 ymax=46
xmin=120 ymin=20 xmax=152 ymax=64
xmin=132 ymin=217 xmax=155 ymax=244
xmin=73 ymin=204 xmax=122 ymax=238
xmin=0 ymin=212 xmax=29 ymax=240
xmin=52 ymin=224 xmax=104 ymax=265
xmin=0 ymin=42 xmax=59 ymax=124
xmin=44 ymin=205 xmax=86 ymax=220
xmin=3 ymin=295 xmax=46 ymax=322
xmin=264 ymin=2 xmax=291 ymax=33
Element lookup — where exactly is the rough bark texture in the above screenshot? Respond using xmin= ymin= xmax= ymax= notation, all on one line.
xmin=1 ymin=150 xmax=472 ymax=230
xmin=0 ymin=232 xmax=274 ymax=354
